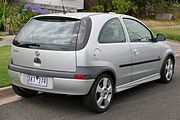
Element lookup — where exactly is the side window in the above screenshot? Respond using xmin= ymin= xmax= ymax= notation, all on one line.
xmin=123 ymin=18 xmax=152 ymax=42
xmin=99 ymin=18 xmax=125 ymax=43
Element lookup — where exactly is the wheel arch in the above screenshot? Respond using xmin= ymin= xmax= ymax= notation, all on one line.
xmin=76 ymin=66 xmax=117 ymax=94
xmin=160 ymin=52 xmax=175 ymax=73
xmin=96 ymin=69 xmax=117 ymax=87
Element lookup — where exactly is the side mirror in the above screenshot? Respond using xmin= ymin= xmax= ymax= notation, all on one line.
xmin=156 ymin=34 xmax=166 ymax=41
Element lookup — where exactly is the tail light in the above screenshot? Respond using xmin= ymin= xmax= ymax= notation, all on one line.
xmin=73 ymin=74 xmax=88 ymax=79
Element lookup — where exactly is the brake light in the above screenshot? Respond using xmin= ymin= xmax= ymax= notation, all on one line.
xmin=73 ymin=75 xmax=88 ymax=79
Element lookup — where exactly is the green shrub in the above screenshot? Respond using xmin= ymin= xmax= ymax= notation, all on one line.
xmin=96 ymin=0 xmax=112 ymax=12
xmin=90 ymin=0 xmax=133 ymax=14
xmin=112 ymin=0 xmax=132 ymax=14
xmin=0 ymin=1 xmax=39 ymax=34
xmin=0 ymin=36 xmax=4 ymax=40
xmin=154 ymin=0 xmax=170 ymax=13
xmin=90 ymin=5 xmax=104 ymax=12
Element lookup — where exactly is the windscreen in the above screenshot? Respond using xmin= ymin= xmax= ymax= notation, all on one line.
xmin=15 ymin=17 xmax=81 ymax=51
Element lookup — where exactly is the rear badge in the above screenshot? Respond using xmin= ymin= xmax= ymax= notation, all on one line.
xmin=33 ymin=57 xmax=41 ymax=67
xmin=35 ymin=51 xmax=40 ymax=57
xmin=34 ymin=57 xmax=41 ymax=64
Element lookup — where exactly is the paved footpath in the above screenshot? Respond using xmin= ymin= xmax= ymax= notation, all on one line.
xmin=0 ymin=35 xmax=15 ymax=47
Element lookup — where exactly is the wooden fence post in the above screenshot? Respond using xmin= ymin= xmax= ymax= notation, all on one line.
xmin=5 ymin=18 xmax=10 ymax=35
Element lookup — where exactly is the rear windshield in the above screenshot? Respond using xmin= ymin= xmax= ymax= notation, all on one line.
xmin=15 ymin=16 xmax=81 ymax=51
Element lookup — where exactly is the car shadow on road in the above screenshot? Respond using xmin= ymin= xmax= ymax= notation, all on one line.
xmin=13 ymin=79 xmax=173 ymax=112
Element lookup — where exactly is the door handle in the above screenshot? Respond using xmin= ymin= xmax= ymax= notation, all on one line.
xmin=133 ymin=49 xmax=139 ymax=55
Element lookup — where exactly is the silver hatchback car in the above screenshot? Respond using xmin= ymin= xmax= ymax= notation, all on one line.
xmin=8 ymin=13 xmax=175 ymax=112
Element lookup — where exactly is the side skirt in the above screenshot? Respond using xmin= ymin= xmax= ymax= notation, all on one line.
xmin=115 ymin=73 xmax=161 ymax=93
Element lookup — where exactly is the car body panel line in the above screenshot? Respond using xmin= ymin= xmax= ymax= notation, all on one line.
xmin=115 ymin=73 xmax=160 ymax=93
xmin=9 ymin=64 xmax=116 ymax=80
xmin=119 ymin=58 xmax=161 ymax=68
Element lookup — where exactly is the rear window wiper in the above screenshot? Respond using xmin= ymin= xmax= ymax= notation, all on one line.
xmin=17 ymin=43 xmax=41 ymax=48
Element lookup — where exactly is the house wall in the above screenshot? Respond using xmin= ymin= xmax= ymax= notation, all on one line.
xmin=20 ymin=0 xmax=84 ymax=9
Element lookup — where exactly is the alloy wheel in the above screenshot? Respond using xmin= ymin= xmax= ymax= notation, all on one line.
xmin=95 ymin=77 xmax=113 ymax=109
xmin=165 ymin=58 xmax=174 ymax=81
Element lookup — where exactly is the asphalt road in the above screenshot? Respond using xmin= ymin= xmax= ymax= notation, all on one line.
xmin=0 ymin=56 xmax=180 ymax=120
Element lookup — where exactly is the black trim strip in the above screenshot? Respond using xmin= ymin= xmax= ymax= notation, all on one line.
xmin=8 ymin=64 xmax=115 ymax=79
xmin=119 ymin=58 xmax=161 ymax=68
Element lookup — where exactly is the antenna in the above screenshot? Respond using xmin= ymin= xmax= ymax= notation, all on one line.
xmin=61 ymin=0 xmax=66 ymax=14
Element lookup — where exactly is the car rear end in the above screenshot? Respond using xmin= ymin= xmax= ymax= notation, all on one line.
xmin=8 ymin=14 xmax=94 ymax=95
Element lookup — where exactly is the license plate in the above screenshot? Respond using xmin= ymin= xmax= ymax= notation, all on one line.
xmin=27 ymin=75 xmax=48 ymax=87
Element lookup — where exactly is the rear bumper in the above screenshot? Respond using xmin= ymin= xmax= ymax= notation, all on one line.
xmin=9 ymin=70 xmax=94 ymax=95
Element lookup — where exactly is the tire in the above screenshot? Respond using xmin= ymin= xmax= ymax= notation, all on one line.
xmin=12 ymin=84 xmax=38 ymax=97
xmin=83 ymin=74 xmax=115 ymax=113
xmin=159 ymin=56 xmax=174 ymax=83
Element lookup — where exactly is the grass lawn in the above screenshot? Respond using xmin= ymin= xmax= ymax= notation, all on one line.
xmin=142 ymin=20 xmax=180 ymax=27
xmin=0 ymin=45 xmax=11 ymax=87
xmin=142 ymin=20 xmax=180 ymax=41
xmin=151 ymin=27 xmax=180 ymax=41
xmin=0 ymin=36 xmax=4 ymax=41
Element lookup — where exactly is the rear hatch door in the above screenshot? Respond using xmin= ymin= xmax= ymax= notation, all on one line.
xmin=11 ymin=16 xmax=81 ymax=72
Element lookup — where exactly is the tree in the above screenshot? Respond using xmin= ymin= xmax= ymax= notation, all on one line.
xmin=153 ymin=0 xmax=178 ymax=13
xmin=128 ymin=0 xmax=178 ymax=16
xmin=97 ymin=0 xmax=112 ymax=12
xmin=91 ymin=0 xmax=133 ymax=14
xmin=129 ymin=0 xmax=152 ymax=16
xmin=90 ymin=0 xmax=179 ymax=17
xmin=112 ymin=0 xmax=132 ymax=14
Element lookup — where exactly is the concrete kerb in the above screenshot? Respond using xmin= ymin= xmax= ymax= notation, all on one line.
xmin=0 ymin=86 xmax=22 ymax=106
xmin=0 ymin=86 xmax=13 ymax=98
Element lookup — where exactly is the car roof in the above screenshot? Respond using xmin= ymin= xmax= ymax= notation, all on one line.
xmin=33 ymin=12 xmax=133 ymax=20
